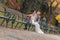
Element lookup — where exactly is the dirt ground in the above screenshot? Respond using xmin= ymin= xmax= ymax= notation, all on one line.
xmin=0 ymin=27 xmax=60 ymax=40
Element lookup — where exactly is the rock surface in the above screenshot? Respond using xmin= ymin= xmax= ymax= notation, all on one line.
xmin=0 ymin=27 xmax=60 ymax=40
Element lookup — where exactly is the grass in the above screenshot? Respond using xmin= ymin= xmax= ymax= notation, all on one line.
xmin=0 ymin=12 xmax=4 ymax=16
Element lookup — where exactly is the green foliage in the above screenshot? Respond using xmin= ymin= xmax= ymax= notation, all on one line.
xmin=20 ymin=0 xmax=50 ymax=14
xmin=17 ymin=0 xmax=24 ymax=7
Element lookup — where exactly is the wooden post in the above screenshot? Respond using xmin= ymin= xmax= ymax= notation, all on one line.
xmin=0 ymin=7 xmax=7 ymax=26
xmin=11 ymin=15 xmax=16 ymax=28
xmin=15 ymin=15 xmax=20 ymax=28
xmin=6 ymin=19 xmax=9 ymax=28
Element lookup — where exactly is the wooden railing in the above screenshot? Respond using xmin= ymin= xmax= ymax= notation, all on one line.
xmin=0 ymin=7 xmax=26 ymax=27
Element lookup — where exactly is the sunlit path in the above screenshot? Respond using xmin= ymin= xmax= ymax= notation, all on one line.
xmin=0 ymin=27 xmax=60 ymax=40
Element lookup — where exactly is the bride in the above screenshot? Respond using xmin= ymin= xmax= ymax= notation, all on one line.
xmin=30 ymin=10 xmax=44 ymax=34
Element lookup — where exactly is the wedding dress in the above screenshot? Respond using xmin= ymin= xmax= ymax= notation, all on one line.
xmin=30 ymin=17 xmax=44 ymax=34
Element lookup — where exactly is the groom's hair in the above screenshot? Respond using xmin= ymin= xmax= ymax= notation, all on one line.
xmin=31 ymin=10 xmax=34 ymax=13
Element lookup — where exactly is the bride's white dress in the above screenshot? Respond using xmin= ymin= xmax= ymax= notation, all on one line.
xmin=30 ymin=17 xmax=44 ymax=34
